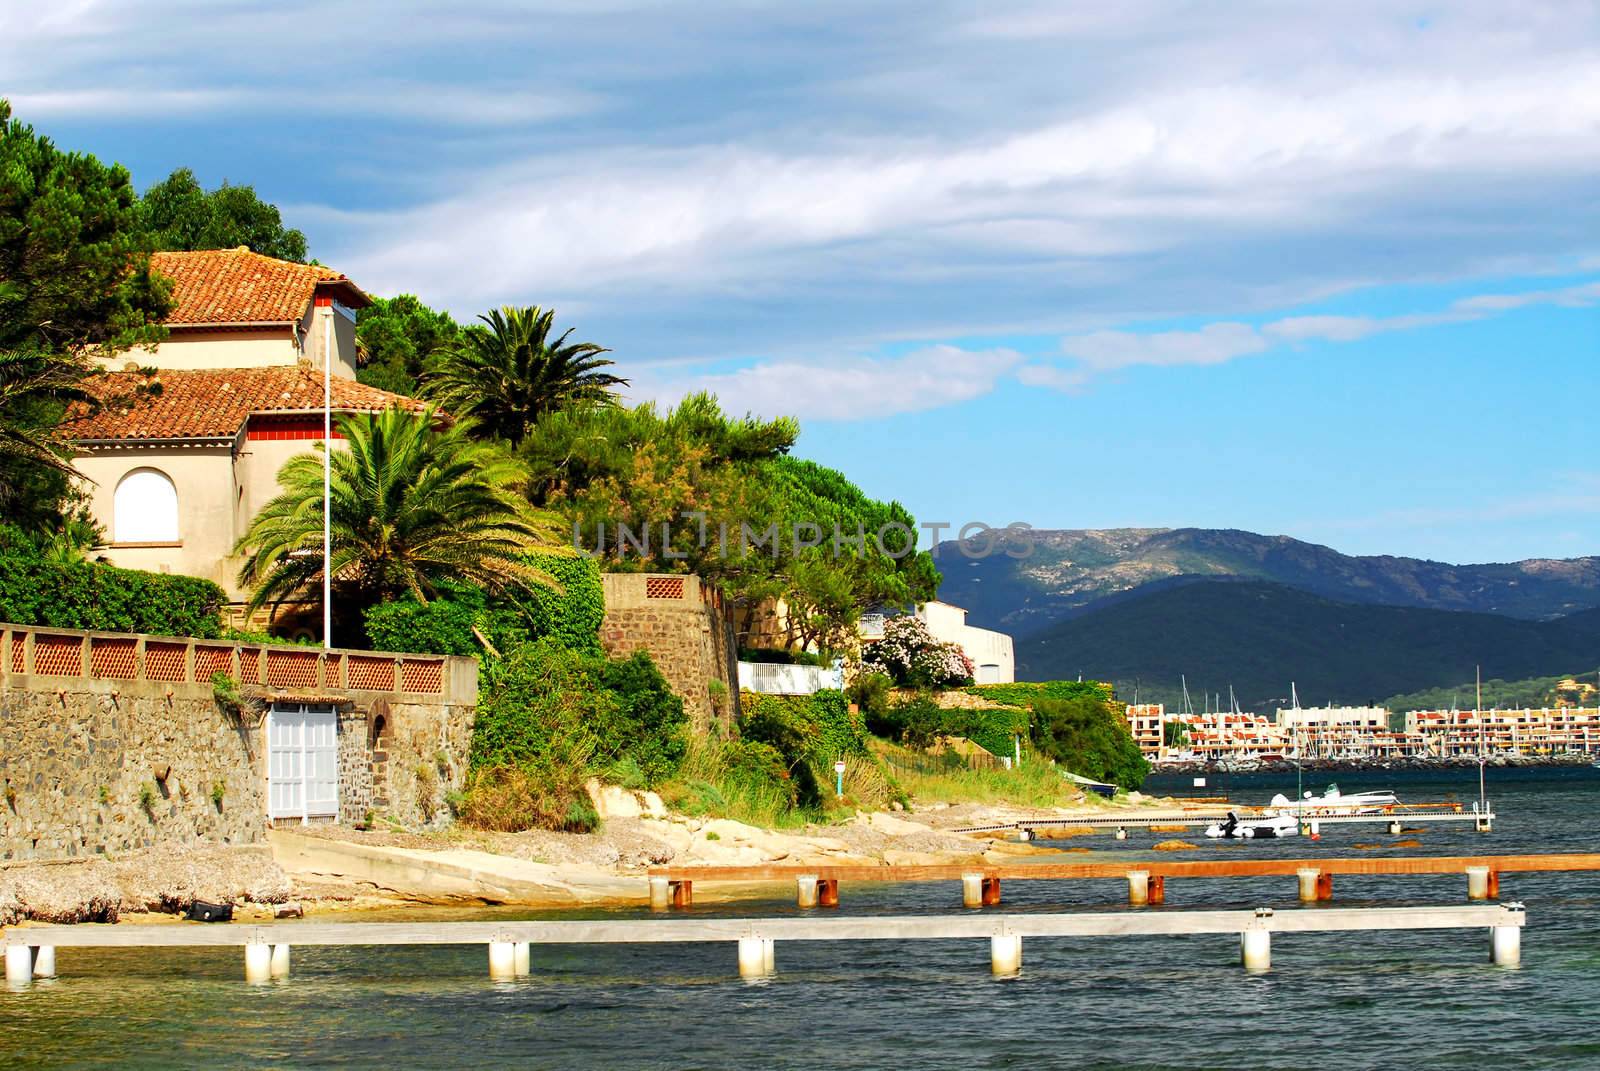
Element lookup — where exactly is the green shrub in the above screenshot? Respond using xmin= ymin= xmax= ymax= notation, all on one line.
xmin=363 ymin=580 xmax=528 ymax=657
xmin=0 ymin=524 xmax=225 ymax=637
xmin=516 ymin=552 xmax=605 ymax=651
xmin=876 ymin=695 xmax=1027 ymax=757
xmin=738 ymin=647 xmax=831 ymax=667
xmin=736 ymin=689 xmax=884 ymax=806
xmin=966 ymin=680 xmax=1114 ymax=706
xmin=662 ymin=739 xmax=802 ymax=827
xmin=1030 ymin=695 xmax=1149 ymax=789
xmin=846 ymin=671 xmax=893 ymax=719
xmin=454 ymin=758 xmax=599 ymax=833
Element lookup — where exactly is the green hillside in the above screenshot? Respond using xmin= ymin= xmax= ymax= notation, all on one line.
xmin=1383 ymin=668 xmax=1600 ymax=712
xmin=1016 ymin=582 xmax=1600 ymax=714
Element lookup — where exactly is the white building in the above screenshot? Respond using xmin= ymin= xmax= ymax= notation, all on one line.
xmin=915 ymin=600 xmax=1015 ymax=684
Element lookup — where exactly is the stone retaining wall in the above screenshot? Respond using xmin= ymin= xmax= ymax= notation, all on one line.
xmin=600 ymin=574 xmax=738 ymax=733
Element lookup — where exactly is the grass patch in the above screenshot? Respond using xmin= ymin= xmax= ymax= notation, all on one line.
xmin=871 ymin=739 xmax=1080 ymax=809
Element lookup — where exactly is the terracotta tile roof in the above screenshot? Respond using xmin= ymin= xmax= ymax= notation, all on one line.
xmin=66 ymin=367 xmax=426 ymax=442
xmin=150 ymin=248 xmax=371 ymax=326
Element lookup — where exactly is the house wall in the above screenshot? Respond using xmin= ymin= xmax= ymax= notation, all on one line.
xmin=105 ymin=328 xmax=303 ymax=372
xmin=75 ymin=444 xmax=243 ymax=595
xmin=916 ymin=600 xmax=1016 ymax=684
xmin=0 ymin=625 xmax=477 ymax=861
xmin=600 ymin=573 xmax=739 ymax=732
xmin=303 ymin=305 xmax=360 ymax=380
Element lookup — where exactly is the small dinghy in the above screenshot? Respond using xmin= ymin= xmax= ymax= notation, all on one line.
xmin=1203 ymin=811 xmax=1299 ymax=839
xmin=185 ymin=900 xmax=234 ymax=923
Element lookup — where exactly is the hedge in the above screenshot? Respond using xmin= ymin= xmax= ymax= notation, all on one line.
xmin=876 ymin=696 xmax=1027 ymax=758
xmin=517 ymin=552 xmax=604 ymax=651
xmin=0 ymin=525 xmax=226 ymax=637
xmin=965 ymin=680 xmax=1115 ymax=707
xmin=738 ymin=689 xmax=868 ymax=764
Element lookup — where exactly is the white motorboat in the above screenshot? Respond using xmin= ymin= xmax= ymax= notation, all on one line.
xmin=1203 ymin=811 xmax=1299 ymax=839
xmin=1267 ymin=782 xmax=1397 ymax=817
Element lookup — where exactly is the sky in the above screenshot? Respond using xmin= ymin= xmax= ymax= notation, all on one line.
xmin=5 ymin=0 xmax=1597 ymax=565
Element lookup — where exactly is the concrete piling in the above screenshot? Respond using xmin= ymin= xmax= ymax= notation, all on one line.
xmin=1466 ymin=866 xmax=1491 ymax=900
xmin=5 ymin=944 xmax=33 ymax=986
xmin=1240 ymin=929 xmax=1271 ymax=971
xmin=32 ymin=946 xmax=56 ymax=979
xmin=818 ymin=879 xmax=839 ymax=908
xmin=1114 ymin=827 xmax=1128 ymax=841
xmin=514 ymin=942 xmax=531 ymax=976
xmin=738 ymin=936 xmax=771 ymax=978
xmin=1491 ymin=924 xmax=1521 ymax=967
xmin=990 ymin=934 xmax=1022 ymax=976
xmin=671 ymin=880 xmax=693 ymax=909
xmin=1388 ymin=820 xmax=1403 ymax=835
xmin=981 ymin=877 xmax=1002 ymax=907
xmin=763 ymin=938 xmax=776 ymax=974
xmin=648 ymin=876 xmax=671 ymax=911
xmin=1127 ymin=870 xmax=1150 ymax=906
xmin=1148 ymin=876 xmax=1166 ymax=905
xmin=269 ymin=944 xmax=291 ymax=979
xmin=961 ymin=873 xmax=985 ymax=908
xmin=796 ymin=875 xmax=820 ymax=908
xmin=1316 ymin=873 xmax=1334 ymax=901
xmin=244 ymin=942 xmax=272 ymax=984
xmin=1297 ymin=868 xmax=1320 ymax=902
xmin=488 ymin=941 xmax=517 ymax=980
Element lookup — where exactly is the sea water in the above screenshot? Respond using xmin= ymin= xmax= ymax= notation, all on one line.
xmin=4 ymin=767 xmax=1599 ymax=1070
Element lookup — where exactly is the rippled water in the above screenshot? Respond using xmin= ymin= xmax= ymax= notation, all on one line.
xmin=5 ymin=767 xmax=1599 ymax=1070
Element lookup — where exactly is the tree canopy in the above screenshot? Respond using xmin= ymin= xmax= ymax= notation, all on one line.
xmin=0 ymin=99 xmax=173 ymax=526
xmin=423 ymin=305 xmax=626 ymax=445
xmin=138 ymin=167 xmax=307 ymax=262
xmin=356 ymin=293 xmax=460 ymax=396
xmin=235 ymin=406 xmax=564 ymax=631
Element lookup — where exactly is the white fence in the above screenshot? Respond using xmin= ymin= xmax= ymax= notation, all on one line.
xmin=737 ymin=660 xmax=845 ymax=695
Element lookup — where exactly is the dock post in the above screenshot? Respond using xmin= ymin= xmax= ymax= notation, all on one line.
xmin=649 ymin=876 xmax=671 ymax=911
xmin=1475 ymin=812 xmax=1493 ymax=832
xmin=1308 ymin=820 xmax=1321 ymax=837
xmin=488 ymin=941 xmax=517 ymax=980
xmin=818 ymin=878 xmax=840 ymax=907
xmin=671 ymin=880 xmax=693 ymax=909
xmin=763 ymin=938 xmax=776 ymax=974
xmin=961 ymin=873 xmax=984 ymax=908
xmin=1388 ymin=820 xmax=1403 ymax=835
xmin=1296 ymin=868 xmax=1320 ymax=902
xmin=1466 ymin=866 xmax=1491 ymax=900
xmin=738 ymin=936 xmax=770 ymax=978
xmin=1017 ymin=828 xmax=1033 ymax=842
xmin=514 ymin=942 xmax=531 ymax=976
xmin=1148 ymin=876 xmax=1166 ymax=905
xmin=1487 ymin=871 xmax=1500 ymax=898
xmin=5 ymin=943 xmax=33 ymax=986
xmin=990 ymin=934 xmax=1022 ymax=976
xmin=1316 ymin=872 xmax=1334 ymax=901
xmin=270 ymin=944 xmax=291 ymax=979
xmin=982 ymin=877 xmax=1002 ymax=906
xmin=244 ymin=942 xmax=272 ymax=984
xmin=32 ymin=946 xmax=55 ymax=979
xmin=796 ymin=874 xmax=820 ymax=908
xmin=1114 ymin=827 xmax=1128 ymax=841
xmin=1490 ymin=924 xmax=1521 ymax=967
xmin=1127 ymin=870 xmax=1150 ymax=906
xmin=1239 ymin=929 xmax=1271 ymax=971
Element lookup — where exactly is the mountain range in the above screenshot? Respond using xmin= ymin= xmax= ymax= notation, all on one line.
xmin=933 ymin=528 xmax=1600 ymax=713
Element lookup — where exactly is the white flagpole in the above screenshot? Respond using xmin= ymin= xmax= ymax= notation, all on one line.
xmin=323 ymin=304 xmax=332 ymax=651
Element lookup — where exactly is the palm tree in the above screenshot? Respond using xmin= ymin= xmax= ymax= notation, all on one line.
xmin=422 ymin=305 xmax=627 ymax=446
xmin=235 ymin=405 xmax=564 ymax=616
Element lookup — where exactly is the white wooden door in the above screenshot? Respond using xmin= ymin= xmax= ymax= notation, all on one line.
xmin=267 ymin=704 xmax=339 ymax=821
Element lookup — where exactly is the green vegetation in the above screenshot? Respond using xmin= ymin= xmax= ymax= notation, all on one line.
xmin=966 ymin=680 xmax=1113 ymax=706
xmin=235 ymin=406 xmax=563 ymax=633
xmin=138 ymin=782 xmax=157 ymax=816
xmin=0 ymin=524 xmax=225 ymax=636
xmin=1018 ymin=581 xmax=1600 ymax=714
xmin=1029 ymin=696 xmax=1149 ymax=789
xmin=138 ymin=167 xmax=307 ymax=262
xmin=456 ymin=640 xmax=687 ymax=832
xmin=868 ymin=695 xmax=1027 ymax=759
xmin=210 ymin=781 xmax=226 ymax=809
xmin=1384 ymin=670 xmax=1600 ymax=714
xmin=423 ymin=305 xmax=626 ymax=447
xmin=873 ymin=740 xmax=1082 ymax=810
xmin=356 ymin=294 xmax=461 ymax=396
xmin=1 ymin=100 xmax=172 ymax=529
xmin=860 ymin=615 xmax=973 ymax=688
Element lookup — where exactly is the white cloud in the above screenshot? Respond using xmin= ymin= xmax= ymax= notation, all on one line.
xmin=630 ymin=345 xmax=1023 ymax=422
xmin=1026 ymin=278 xmax=1600 ymax=386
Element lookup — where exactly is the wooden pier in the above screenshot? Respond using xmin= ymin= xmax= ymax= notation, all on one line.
xmin=955 ymin=805 xmax=1495 ymax=837
xmin=1 ymin=903 xmax=1526 ymax=984
xmin=646 ymin=853 xmax=1600 ymax=910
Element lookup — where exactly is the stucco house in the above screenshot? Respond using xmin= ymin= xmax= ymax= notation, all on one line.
xmin=64 ymin=248 xmax=422 ymax=633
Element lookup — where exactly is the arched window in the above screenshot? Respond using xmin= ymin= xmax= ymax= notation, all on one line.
xmin=113 ymin=468 xmax=180 ymax=543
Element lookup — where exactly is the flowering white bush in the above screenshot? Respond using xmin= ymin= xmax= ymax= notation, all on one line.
xmin=860 ymin=615 xmax=974 ymax=688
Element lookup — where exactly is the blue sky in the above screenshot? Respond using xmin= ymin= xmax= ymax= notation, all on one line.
xmin=6 ymin=1 xmax=1596 ymax=564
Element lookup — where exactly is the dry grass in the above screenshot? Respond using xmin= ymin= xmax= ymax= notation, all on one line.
xmin=872 ymin=740 xmax=1082 ymax=810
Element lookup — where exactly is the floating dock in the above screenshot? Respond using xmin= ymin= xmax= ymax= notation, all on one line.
xmin=955 ymin=805 xmax=1495 ymax=837
xmin=1 ymin=903 xmax=1526 ymax=984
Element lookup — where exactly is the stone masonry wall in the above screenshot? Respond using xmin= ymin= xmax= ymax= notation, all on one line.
xmin=0 ymin=624 xmax=478 ymax=860
xmin=600 ymin=574 xmax=739 ymax=734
